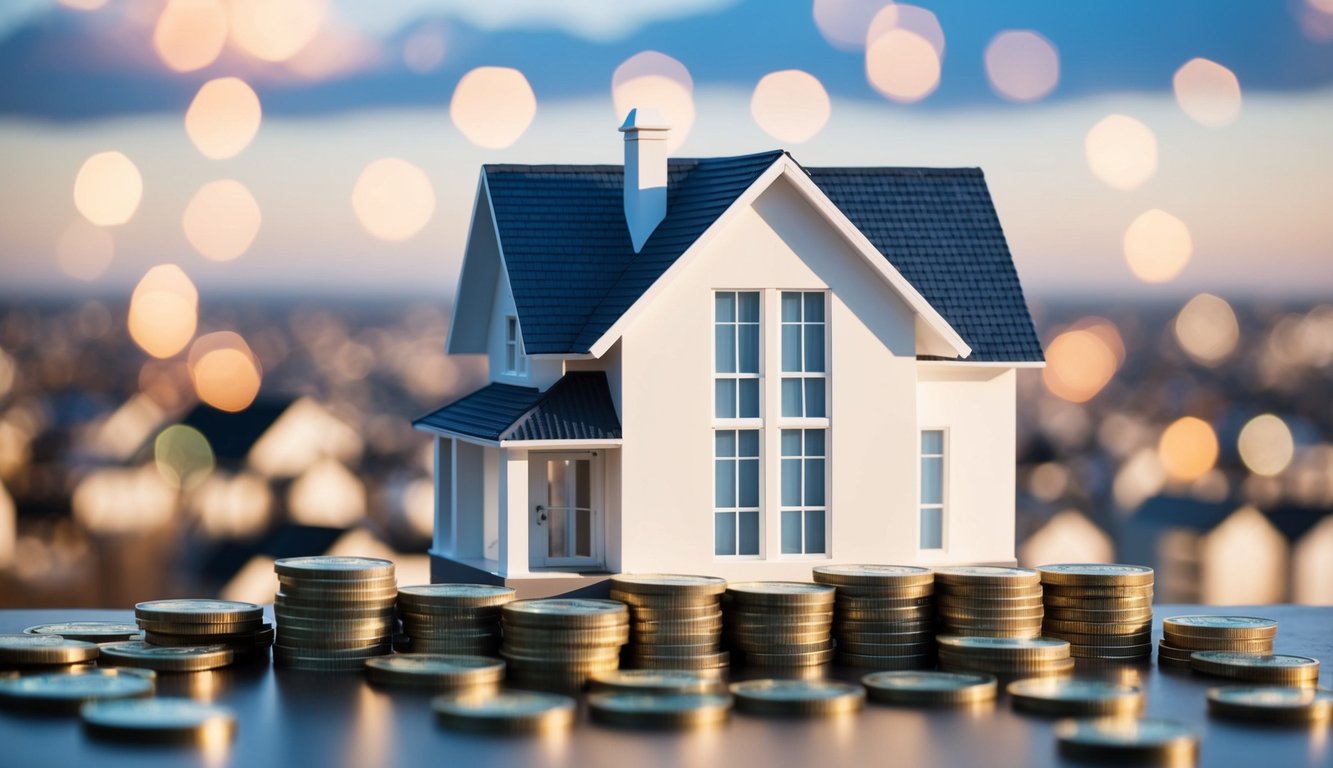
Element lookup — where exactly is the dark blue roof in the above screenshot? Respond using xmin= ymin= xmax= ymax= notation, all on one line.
xmin=484 ymin=152 xmax=1042 ymax=362
xmin=414 ymin=372 xmax=621 ymax=442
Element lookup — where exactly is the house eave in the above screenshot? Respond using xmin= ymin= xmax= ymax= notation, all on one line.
xmin=917 ymin=359 xmax=1046 ymax=369
xmin=410 ymin=423 xmax=501 ymax=448
xmin=498 ymin=439 xmax=624 ymax=449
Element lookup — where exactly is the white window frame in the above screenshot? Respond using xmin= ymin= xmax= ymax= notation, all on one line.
xmin=776 ymin=290 xmax=829 ymax=558
xmin=713 ymin=290 xmax=763 ymax=559
xmin=779 ymin=427 xmax=827 ymax=556
xmin=504 ymin=315 xmax=527 ymax=376
xmin=779 ymin=291 xmax=828 ymax=421
xmin=713 ymin=429 xmax=762 ymax=558
xmin=919 ymin=427 xmax=947 ymax=551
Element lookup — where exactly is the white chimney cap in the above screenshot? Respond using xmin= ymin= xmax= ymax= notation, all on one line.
xmin=619 ymin=108 xmax=671 ymax=133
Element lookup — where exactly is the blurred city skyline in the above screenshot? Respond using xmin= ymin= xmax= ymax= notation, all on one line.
xmin=0 ymin=0 xmax=1331 ymax=299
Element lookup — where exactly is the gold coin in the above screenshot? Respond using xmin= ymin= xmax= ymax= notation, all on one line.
xmin=828 ymin=583 xmax=935 ymax=599
xmin=589 ymin=669 xmax=725 ymax=695
xmin=588 ymin=691 xmax=732 ymax=729
xmin=274 ymin=556 xmax=395 ymax=581
xmin=1043 ymin=618 xmax=1151 ymax=636
xmin=937 ymin=635 xmax=1070 ymax=659
xmin=624 ymin=651 xmax=731 ymax=670
xmin=740 ymin=645 xmax=836 ymax=668
xmin=1008 ymin=678 xmax=1144 ymax=716
xmin=725 ymin=582 xmax=836 ymax=606
xmin=97 ymin=642 xmax=233 ymax=673
xmin=1161 ymin=632 xmax=1274 ymax=652
xmin=1162 ymin=615 xmax=1277 ymax=639
xmin=0 ymin=668 xmax=155 ymax=714
xmin=836 ymin=651 xmax=935 ymax=670
xmin=1042 ymin=594 xmax=1153 ymax=610
xmin=811 ymin=564 xmax=933 ymax=588
xmin=1045 ymin=630 xmax=1153 ymax=647
xmin=610 ymin=574 xmax=727 ymax=597
xmin=1068 ymin=644 xmax=1153 ymax=660
xmin=364 ymin=654 xmax=504 ymax=688
xmin=134 ymin=599 xmax=263 ymax=625
xmin=396 ymin=584 xmax=515 ymax=607
xmin=1189 ymin=652 xmax=1320 ymax=684
xmin=433 ymin=690 xmax=575 ymax=733
xmin=1207 ymin=686 xmax=1333 ymax=724
xmin=933 ymin=566 xmax=1040 ymax=586
xmin=1055 ymin=717 xmax=1197 ymax=763
xmin=1042 ymin=607 xmax=1153 ymax=623
xmin=1040 ymin=583 xmax=1152 ymax=599
xmin=1036 ymin=564 xmax=1153 ymax=587
xmin=862 ymin=670 xmax=994 ymax=705
xmin=23 ymin=622 xmax=142 ymax=644
xmin=502 ymin=599 xmax=628 ymax=629
xmin=274 ymin=654 xmax=379 ymax=672
xmin=80 ymin=697 xmax=235 ymax=744
xmin=730 ymin=678 xmax=863 ymax=716
xmin=0 ymin=634 xmax=100 ymax=666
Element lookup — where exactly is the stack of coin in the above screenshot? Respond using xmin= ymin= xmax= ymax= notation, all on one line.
xmin=1055 ymin=718 xmax=1198 ymax=764
xmin=1158 ymin=615 xmax=1276 ymax=670
xmin=1206 ymin=686 xmax=1333 ymax=724
xmin=610 ymin=574 xmax=727 ymax=675
xmin=273 ymin=556 xmax=397 ymax=671
xmin=1189 ymin=652 xmax=1320 ymax=687
xmin=0 ymin=634 xmax=99 ymax=669
xmin=397 ymin=584 xmax=514 ymax=656
xmin=730 ymin=679 xmax=865 ymax=717
xmin=933 ymin=567 xmax=1043 ymax=639
xmin=1038 ymin=564 xmax=1154 ymax=661
xmin=364 ymin=654 xmax=504 ymax=692
xmin=500 ymin=599 xmax=629 ymax=692
xmin=135 ymin=599 xmax=272 ymax=664
xmin=725 ymin=581 xmax=835 ymax=670
xmin=587 ymin=691 xmax=733 ymax=729
xmin=937 ymin=635 xmax=1073 ymax=679
xmin=1007 ymin=678 xmax=1144 ymax=717
xmin=812 ymin=564 xmax=935 ymax=670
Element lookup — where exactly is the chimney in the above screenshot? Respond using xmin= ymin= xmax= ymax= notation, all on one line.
xmin=619 ymin=107 xmax=671 ymax=252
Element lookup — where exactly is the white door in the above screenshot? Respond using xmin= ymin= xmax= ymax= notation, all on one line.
xmin=530 ymin=453 xmax=603 ymax=568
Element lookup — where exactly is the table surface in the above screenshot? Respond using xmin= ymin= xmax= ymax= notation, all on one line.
xmin=0 ymin=605 xmax=1329 ymax=768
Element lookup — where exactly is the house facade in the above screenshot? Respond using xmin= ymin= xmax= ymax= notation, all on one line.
xmin=415 ymin=109 xmax=1043 ymax=596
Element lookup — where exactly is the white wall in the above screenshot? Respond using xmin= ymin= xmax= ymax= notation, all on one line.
xmin=616 ymin=174 xmax=928 ymax=581
xmin=485 ymin=266 xmax=562 ymax=389
xmin=916 ymin=366 xmax=1017 ymax=564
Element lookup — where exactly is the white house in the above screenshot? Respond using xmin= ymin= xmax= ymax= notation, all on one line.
xmin=415 ymin=109 xmax=1044 ymax=596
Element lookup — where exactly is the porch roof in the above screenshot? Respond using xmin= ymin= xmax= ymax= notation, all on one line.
xmin=413 ymin=371 xmax=622 ymax=443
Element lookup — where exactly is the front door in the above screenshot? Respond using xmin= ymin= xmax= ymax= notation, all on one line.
xmin=530 ymin=453 xmax=603 ymax=568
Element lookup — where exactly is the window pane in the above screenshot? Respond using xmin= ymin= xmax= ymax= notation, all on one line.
xmin=738 ymin=291 xmax=759 ymax=323
xmin=805 ymin=429 xmax=825 ymax=457
xmin=920 ymin=507 xmax=943 ymax=549
xmin=781 ymin=458 xmax=801 ymax=506
xmin=715 ymin=292 xmax=735 ymax=322
xmin=715 ymin=430 xmax=736 ymax=458
xmin=715 ymin=326 xmax=736 ymax=373
xmin=781 ymin=510 xmax=802 ymax=554
xmin=781 ymin=325 xmax=800 ymax=373
xmin=804 ymin=325 xmax=824 ymax=372
xmin=781 ymin=378 xmax=802 ymax=417
xmin=921 ymin=456 xmax=943 ymax=504
xmin=738 ymin=324 xmax=759 ymax=374
xmin=781 ymin=292 xmax=801 ymax=322
xmin=805 ymin=378 xmax=825 ymax=418
xmin=804 ymin=292 xmax=824 ymax=323
xmin=738 ymin=511 xmax=760 ymax=555
xmin=738 ymin=429 xmax=760 ymax=457
xmin=715 ymin=459 xmax=735 ymax=507
xmin=738 ymin=458 xmax=759 ymax=508
xmin=576 ymin=508 xmax=591 ymax=556
xmin=805 ymin=458 xmax=825 ymax=506
xmin=506 ymin=316 xmax=517 ymax=342
xmin=805 ymin=510 xmax=826 ymax=554
xmin=781 ymin=429 xmax=802 ymax=457
xmin=714 ymin=379 xmax=736 ymax=419
xmin=575 ymin=460 xmax=590 ymax=509
xmin=922 ymin=429 xmax=944 ymax=455
xmin=738 ymin=379 xmax=759 ymax=418
xmin=715 ymin=512 xmax=736 ymax=555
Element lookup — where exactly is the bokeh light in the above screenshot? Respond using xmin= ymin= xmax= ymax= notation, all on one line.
xmin=185 ymin=77 xmax=262 ymax=160
xmin=812 ymin=0 xmax=893 ymax=50
xmin=58 ymin=0 xmax=107 ymax=10
xmin=351 ymin=158 xmax=436 ymax=242
xmin=984 ymin=30 xmax=1059 ymax=103
xmin=1042 ymin=329 xmax=1118 ymax=403
xmin=55 ymin=219 xmax=114 ymax=281
xmin=403 ymin=26 xmax=446 ymax=74
xmin=154 ymin=424 xmax=216 ymax=491
xmin=1174 ymin=293 xmax=1239 ymax=365
xmin=1173 ymin=58 xmax=1242 ymax=128
xmin=1158 ymin=416 xmax=1219 ymax=483
xmin=188 ymin=332 xmax=263 ymax=412
xmin=865 ymin=28 xmax=941 ymax=103
xmin=750 ymin=70 xmax=831 ymax=144
xmin=612 ymin=52 xmax=694 ymax=153
xmin=867 ymin=4 xmax=945 ymax=57
xmin=1019 ymin=510 xmax=1114 ymax=566
xmin=190 ymin=472 xmax=272 ymax=538
xmin=228 ymin=0 xmax=325 ymax=63
xmin=128 ymin=265 xmax=199 ymax=359
xmin=153 ymin=0 xmax=229 ymax=73
xmin=288 ymin=458 xmax=366 ymax=527
xmin=449 ymin=66 xmax=537 ymax=150
xmin=73 ymin=151 xmax=143 ymax=227
xmin=182 ymin=179 xmax=262 ymax=262
xmin=1084 ymin=114 xmax=1157 ymax=190
xmin=1123 ymin=209 xmax=1192 ymax=283
xmin=1238 ymin=414 xmax=1295 ymax=477
xmin=73 ymin=467 xmax=176 ymax=536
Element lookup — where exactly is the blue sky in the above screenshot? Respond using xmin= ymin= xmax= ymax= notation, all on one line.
xmin=1 ymin=0 xmax=1331 ymax=300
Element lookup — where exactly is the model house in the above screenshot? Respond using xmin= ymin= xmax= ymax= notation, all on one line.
xmin=415 ymin=109 xmax=1043 ymax=595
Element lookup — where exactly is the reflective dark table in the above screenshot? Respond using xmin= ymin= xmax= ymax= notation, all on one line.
xmin=1 ymin=605 xmax=1330 ymax=768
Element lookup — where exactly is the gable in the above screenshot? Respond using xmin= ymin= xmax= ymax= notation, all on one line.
xmin=447 ymin=180 xmax=502 ymax=355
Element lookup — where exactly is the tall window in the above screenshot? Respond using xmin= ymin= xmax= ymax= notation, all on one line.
xmin=920 ymin=430 xmax=945 ymax=549
xmin=780 ymin=428 xmax=826 ymax=554
xmin=504 ymin=315 xmax=527 ymax=375
xmin=714 ymin=292 xmax=760 ymax=419
xmin=715 ymin=430 xmax=760 ymax=556
xmin=714 ymin=291 xmax=760 ymax=557
xmin=780 ymin=292 xmax=825 ymax=418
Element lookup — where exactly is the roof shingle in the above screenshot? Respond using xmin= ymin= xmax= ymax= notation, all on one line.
xmin=414 ymin=372 xmax=621 ymax=442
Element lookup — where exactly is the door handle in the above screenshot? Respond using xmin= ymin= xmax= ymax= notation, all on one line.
xmin=535 ymin=505 xmax=546 ymax=525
